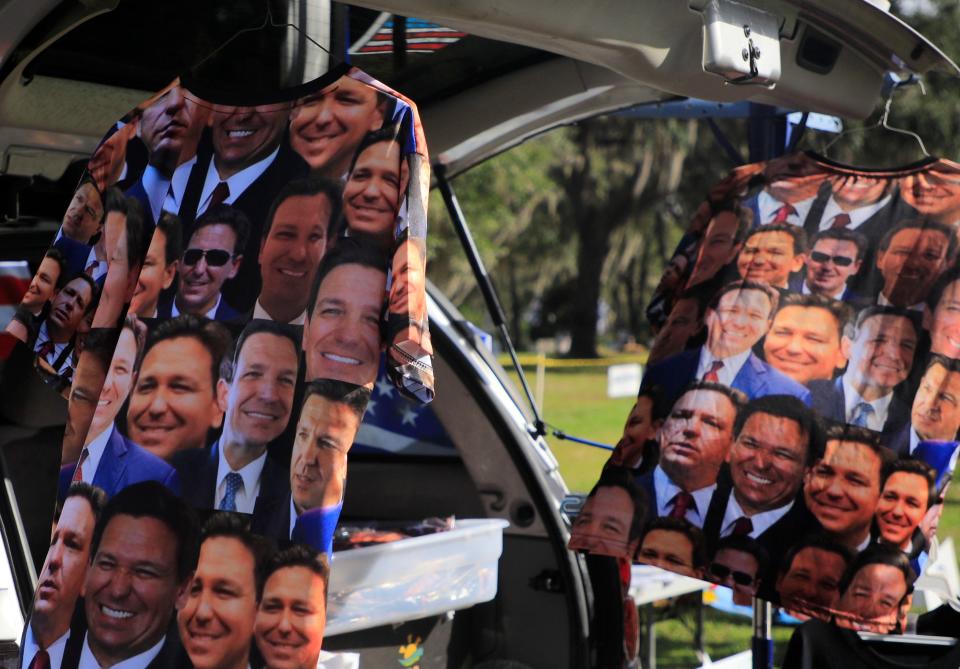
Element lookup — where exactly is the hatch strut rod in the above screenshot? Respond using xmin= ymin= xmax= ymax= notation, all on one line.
xmin=435 ymin=165 xmax=546 ymax=439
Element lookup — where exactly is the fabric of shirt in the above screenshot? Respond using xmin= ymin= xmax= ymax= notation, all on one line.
xmin=215 ymin=439 xmax=266 ymax=515
xmin=171 ymin=293 xmax=221 ymax=320
xmin=696 ymin=347 xmax=751 ymax=387
xmin=653 ymin=465 xmax=715 ymax=528
xmin=80 ymin=424 xmax=113 ymax=484
xmin=818 ymin=194 xmax=892 ymax=231
xmin=79 ymin=632 xmax=164 ymax=669
xmin=757 ymin=190 xmax=816 ymax=226
xmin=841 ymin=374 xmax=894 ymax=431
xmin=719 ymin=492 xmax=793 ymax=539
xmin=20 ymin=625 xmax=69 ymax=669
xmin=253 ymin=299 xmax=306 ymax=325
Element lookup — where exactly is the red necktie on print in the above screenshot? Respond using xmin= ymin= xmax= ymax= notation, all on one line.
xmin=731 ymin=516 xmax=753 ymax=536
xmin=830 ymin=213 xmax=851 ymax=229
xmin=72 ymin=448 xmax=89 ymax=483
xmin=703 ymin=360 xmax=723 ymax=383
xmin=209 ymin=181 xmax=230 ymax=208
xmin=770 ymin=204 xmax=796 ymax=224
xmin=28 ymin=649 xmax=50 ymax=669
xmin=36 ymin=341 xmax=54 ymax=359
xmin=669 ymin=491 xmax=696 ymax=519
xmin=84 ymin=260 xmax=99 ymax=276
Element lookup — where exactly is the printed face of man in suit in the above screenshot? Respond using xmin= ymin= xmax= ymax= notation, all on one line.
xmin=254 ymin=566 xmax=326 ymax=669
xmin=636 ymin=529 xmax=699 ymax=578
xmin=303 ymin=263 xmax=386 ymax=387
xmin=877 ymin=227 xmax=951 ymax=307
xmin=88 ymin=122 xmax=136 ymax=191
xmin=258 ymin=194 xmax=332 ymax=322
xmin=33 ymin=495 xmax=97 ymax=639
xmin=343 ymin=139 xmax=408 ymax=242
xmin=932 ymin=280 xmax=960 ymax=359
xmin=219 ymin=332 xmax=298 ymax=449
xmin=569 ymin=485 xmax=638 ymax=557
xmin=47 ymin=277 xmax=94 ymax=338
xmin=762 ymin=155 xmax=823 ymax=203
xmin=704 ymin=287 xmax=772 ymax=359
xmin=847 ymin=313 xmax=917 ymax=397
xmin=876 ymin=471 xmax=929 ymax=549
xmin=178 ymin=536 xmax=258 ymax=669
xmin=764 ymin=306 xmax=849 ymax=385
xmin=659 ymin=389 xmax=737 ymax=491
xmin=829 ymin=175 xmax=888 ymax=210
xmin=290 ymin=394 xmax=361 ymax=513
xmin=737 ymin=231 xmax=804 ymax=288
xmin=87 ymin=326 xmax=138 ymax=440
xmin=131 ymin=226 xmax=177 ymax=318
xmin=804 ymin=440 xmax=882 ymax=545
xmin=687 ymin=211 xmax=741 ymax=287
xmin=290 ymin=76 xmax=387 ymax=178
xmin=612 ymin=396 xmax=661 ymax=468
xmin=648 ymin=297 xmax=702 ymax=363
xmin=776 ymin=546 xmax=847 ymax=611
xmin=128 ymin=336 xmax=224 ymax=460
xmin=804 ymin=238 xmax=861 ymax=297
xmin=912 ymin=361 xmax=960 ymax=441
xmin=63 ymin=351 xmax=107 ymax=463
xmin=61 ymin=182 xmax=104 ymax=244
xmin=84 ymin=514 xmax=190 ymax=668
xmin=710 ymin=548 xmax=759 ymax=605
xmin=178 ymin=224 xmax=243 ymax=316
xmin=22 ymin=255 xmax=62 ymax=313
xmin=140 ymin=86 xmax=209 ymax=175
xmin=728 ymin=411 xmax=809 ymax=515
xmin=837 ymin=563 xmax=908 ymax=628
xmin=389 ymin=238 xmax=426 ymax=322
xmin=656 ymin=254 xmax=688 ymax=295
xmin=901 ymin=169 xmax=960 ymax=223
xmin=211 ymin=104 xmax=289 ymax=180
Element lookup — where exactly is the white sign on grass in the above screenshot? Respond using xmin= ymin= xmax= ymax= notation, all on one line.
xmin=607 ymin=363 xmax=642 ymax=398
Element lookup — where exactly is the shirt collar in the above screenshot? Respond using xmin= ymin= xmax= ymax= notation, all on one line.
xmin=877 ymin=291 xmax=925 ymax=312
xmin=253 ymin=299 xmax=306 ymax=326
xmin=819 ymin=194 xmax=892 ymax=231
xmin=172 ymin=293 xmax=221 ymax=320
xmin=23 ymin=625 xmax=71 ymax=669
xmin=82 ymin=423 xmax=115 ymax=483
xmin=841 ymin=375 xmax=894 ymax=429
xmin=201 ymin=146 xmax=280 ymax=211
xmin=720 ymin=492 xmax=794 ymax=538
xmin=800 ymin=279 xmax=846 ymax=301
xmin=757 ymin=190 xmax=816 ymax=225
xmin=215 ymin=439 xmax=268 ymax=500
xmin=140 ymin=165 xmax=171 ymax=223
xmin=289 ymin=494 xmax=298 ymax=540
xmin=81 ymin=631 xmax=165 ymax=669
xmin=698 ymin=346 xmax=752 ymax=386
xmin=653 ymin=465 xmax=715 ymax=527
xmin=168 ymin=156 xmax=197 ymax=212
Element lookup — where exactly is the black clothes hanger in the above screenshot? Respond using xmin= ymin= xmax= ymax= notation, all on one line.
xmin=181 ymin=0 xmax=349 ymax=107
xmin=191 ymin=0 xmax=333 ymax=73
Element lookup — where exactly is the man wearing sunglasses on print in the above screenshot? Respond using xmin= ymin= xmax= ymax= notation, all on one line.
xmin=158 ymin=204 xmax=246 ymax=321
xmin=707 ymin=535 xmax=768 ymax=606
xmin=790 ymin=229 xmax=866 ymax=305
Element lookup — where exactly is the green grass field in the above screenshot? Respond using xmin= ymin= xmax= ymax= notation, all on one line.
xmin=505 ymin=361 xmax=960 ymax=668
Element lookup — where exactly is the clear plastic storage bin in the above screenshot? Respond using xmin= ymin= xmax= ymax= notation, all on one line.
xmin=325 ymin=518 xmax=510 ymax=636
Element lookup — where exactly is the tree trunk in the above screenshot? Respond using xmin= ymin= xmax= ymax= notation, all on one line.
xmin=569 ymin=227 xmax=609 ymax=357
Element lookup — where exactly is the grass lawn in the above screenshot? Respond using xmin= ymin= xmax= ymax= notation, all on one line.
xmin=505 ymin=357 xmax=960 ymax=668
